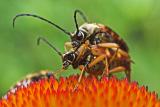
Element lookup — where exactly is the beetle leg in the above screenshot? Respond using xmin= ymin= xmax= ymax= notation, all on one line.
xmin=101 ymin=57 xmax=109 ymax=77
xmin=112 ymin=48 xmax=129 ymax=57
xmin=91 ymin=43 xmax=119 ymax=56
xmin=88 ymin=54 xmax=106 ymax=68
xmin=64 ymin=42 xmax=73 ymax=52
xmin=93 ymin=43 xmax=125 ymax=64
xmin=109 ymin=66 xmax=126 ymax=73
xmin=73 ymin=58 xmax=90 ymax=91
xmin=109 ymin=48 xmax=119 ymax=64
xmin=73 ymin=66 xmax=86 ymax=91
xmin=109 ymin=66 xmax=130 ymax=82
xmin=96 ymin=42 xmax=129 ymax=58
xmin=73 ymin=52 xmax=93 ymax=91
xmin=76 ymin=43 xmax=88 ymax=60
xmin=97 ymin=43 xmax=119 ymax=48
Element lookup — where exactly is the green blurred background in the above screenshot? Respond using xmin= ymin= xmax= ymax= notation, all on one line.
xmin=0 ymin=0 xmax=160 ymax=97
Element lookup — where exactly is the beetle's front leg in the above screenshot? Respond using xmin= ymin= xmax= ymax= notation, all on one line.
xmin=73 ymin=61 xmax=90 ymax=92
xmin=73 ymin=65 xmax=86 ymax=92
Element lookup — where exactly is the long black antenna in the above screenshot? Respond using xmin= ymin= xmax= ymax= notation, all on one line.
xmin=37 ymin=37 xmax=63 ymax=57
xmin=13 ymin=13 xmax=71 ymax=36
xmin=74 ymin=10 xmax=88 ymax=33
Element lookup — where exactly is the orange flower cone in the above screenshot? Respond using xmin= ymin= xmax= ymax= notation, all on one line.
xmin=0 ymin=73 xmax=160 ymax=107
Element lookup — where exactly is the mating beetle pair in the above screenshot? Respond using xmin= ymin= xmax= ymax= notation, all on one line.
xmin=13 ymin=10 xmax=132 ymax=89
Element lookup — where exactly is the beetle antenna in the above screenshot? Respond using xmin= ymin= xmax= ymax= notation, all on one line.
xmin=74 ymin=9 xmax=88 ymax=33
xmin=13 ymin=13 xmax=71 ymax=37
xmin=37 ymin=37 xmax=63 ymax=57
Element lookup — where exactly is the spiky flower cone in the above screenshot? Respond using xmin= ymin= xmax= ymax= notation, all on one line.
xmin=0 ymin=73 xmax=160 ymax=107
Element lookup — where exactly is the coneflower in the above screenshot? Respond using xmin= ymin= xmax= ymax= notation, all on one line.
xmin=0 ymin=71 xmax=159 ymax=107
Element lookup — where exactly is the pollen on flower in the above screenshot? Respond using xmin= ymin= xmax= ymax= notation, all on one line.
xmin=0 ymin=74 xmax=160 ymax=107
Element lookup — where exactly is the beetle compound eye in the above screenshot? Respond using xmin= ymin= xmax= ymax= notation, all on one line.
xmin=63 ymin=52 xmax=76 ymax=69
xmin=77 ymin=31 xmax=85 ymax=41
xmin=71 ymin=30 xmax=87 ymax=47
xmin=68 ymin=53 xmax=76 ymax=62
xmin=64 ymin=52 xmax=76 ymax=63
